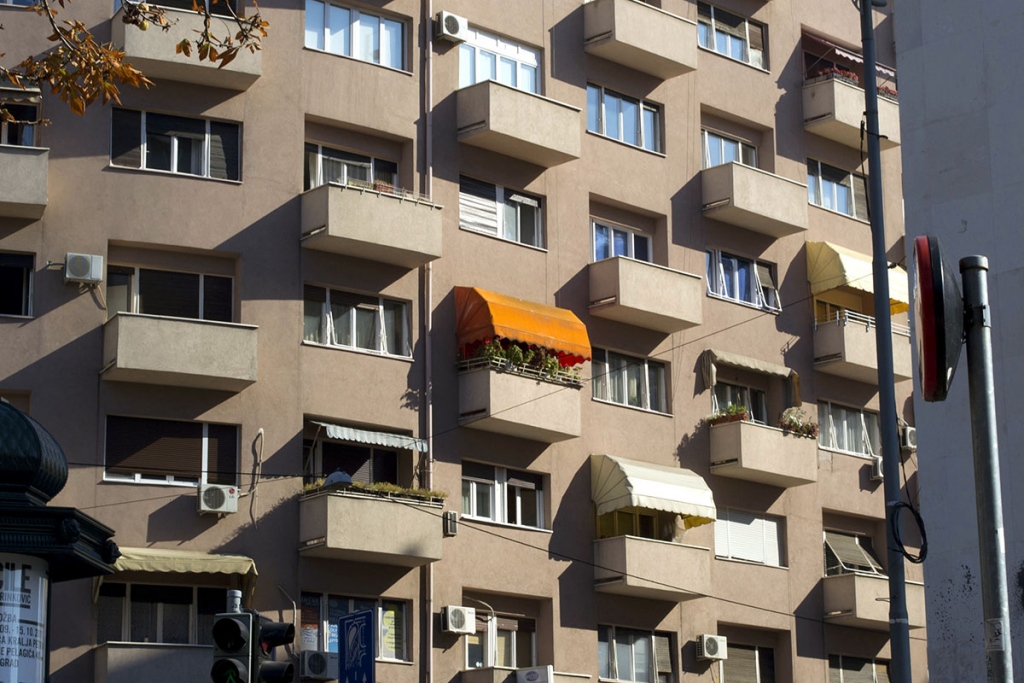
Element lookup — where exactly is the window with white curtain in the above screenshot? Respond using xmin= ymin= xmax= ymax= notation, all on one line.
xmin=592 ymin=349 xmax=667 ymax=413
xmin=303 ymin=143 xmax=398 ymax=191
xmin=458 ymin=26 xmax=540 ymax=94
xmin=303 ymin=285 xmax=410 ymax=357
xmin=459 ymin=176 xmax=543 ymax=248
xmin=598 ymin=626 xmax=673 ymax=683
xmin=807 ymin=159 xmax=869 ymax=220
xmin=712 ymin=381 xmax=767 ymax=424
xmin=593 ymin=221 xmax=652 ymax=263
xmin=697 ymin=2 xmax=767 ymax=69
xmin=720 ymin=644 xmax=776 ymax=683
xmin=466 ymin=613 xmax=536 ymax=669
xmin=587 ymin=84 xmax=662 ymax=152
xmin=817 ymin=401 xmax=881 ymax=456
xmin=702 ymin=129 xmax=757 ymax=169
xmin=304 ymin=0 xmax=404 ymax=70
xmin=715 ymin=508 xmax=786 ymax=567
xmin=705 ymin=249 xmax=780 ymax=312
xmin=461 ymin=462 xmax=545 ymax=529
xmin=828 ymin=654 xmax=891 ymax=683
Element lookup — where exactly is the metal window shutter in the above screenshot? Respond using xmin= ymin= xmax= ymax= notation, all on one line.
xmin=724 ymin=510 xmax=766 ymax=563
xmin=202 ymin=275 xmax=233 ymax=323
xmin=138 ymin=269 xmax=200 ymax=319
xmin=758 ymin=646 xmax=776 ymax=683
xmin=714 ymin=8 xmax=746 ymax=38
xmin=853 ymin=174 xmax=869 ymax=220
xmin=507 ymin=470 xmax=542 ymax=490
xmin=654 ymin=634 xmax=672 ymax=675
xmin=304 ymin=284 xmax=327 ymax=304
xmin=840 ymin=656 xmax=876 ymax=683
xmin=824 ymin=532 xmax=883 ymax=573
xmin=372 ymin=449 xmax=399 ymax=485
xmin=209 ymin=121 xmax=240 ymax=181
xmin=147 ymin=113 xmax=206 ymax=137
xmin=0 ymin=254 xmax=33 ymax=269
xmin=463 ymin=462 xmax=496 ymax=484
xmin=106 ymin=415 xmax=203 ymax=479
xmin=321 ymin=442 xmax=372 ymax=484
xmin=207 ymin=424 xmax=238 ymax=486
xmin=697 ymin=2 xmax=712 ymax=20
xmin=722 ymin=644 xmax=758 ymax=683
xmin=459 ymin=176 xmax=499 ymax=235
xmin=749 ymin=23 xmax=765 ymax=52
xmin=762 ymin=515 xmax=784 ymax=567
xmin=111 ymin=109 xmax=143 ymax=168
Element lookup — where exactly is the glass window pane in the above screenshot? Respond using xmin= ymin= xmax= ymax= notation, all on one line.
xmin=326 ymin=596 xmax=347 ymax=653
xmin=613 ymin=228 xmax=629 ymax=257
xmin=459 ymin=44 xmax=475 ymax=88
xmin=176 ymin=136 xmax=203 ymax=176
xmin=305 ymin=0 xmax=325 ymax=50
xmin=621 ymin=98 xmax=639 ymax=146
xmin=722 ymin=137 xmax=739 ymax=164
xmin=633 ymin=632 xmax=651 ymax=683
xmin=145 ymin=132 xmax=172 ymax=171
xmin=162 ymin=601 xmax=190 ymax=644
xmin=516 ymin=630 xmax=534 ymax=667
xmin=616 ymin=638 xmax=634 ymax=681
xmin=587 ymin=85 xmax=600 ymax=133
xmin=382 ymin=18 xmax=402 ymax=69
xmin=706 ymin=133 xmax=722 ymax=168
xmin=519 ymin=204 xmax=540 ymax=247
xmin=502 ymin=200 xmax=518 ymax=242
xmin=698 ymin=21 xmax=710 ymax=48
xmin=737 ymin=259 xmax=751 ymax=302
xmin=467 ymin=632 xmax=485 ymax=668
xmin=836 ymin=179 xmax=852 ymax=215
xmin=648 ymin=364 xmax=664 ymax=412
xmin=355 ymin=306 xmax=377 ymax=350
xmin=97 ymin=585 xmax=124 ymax=643
xmin=357 ymin=13 xmax=379 ymax=63
xmin=138 ymin=269 xmax=200 ymax=319
xmin=327 ymin=5 xmax=349 ymax=55
xmin=634 ymin=235 xmax=650 ymax=263
xmin=383 ymin=300 xmax=407 ymax=356
xmin=598 ymin=627 xmax=611 ymax=679
xmin=495 ymin=629 xmax=513 ymax=667
xmin=380 ymin=601 xmax=404 ymax=660
xmin=609 ymin=355 xmax=626 ymax=404
xmin=626 ymin=360 xmax=643 ymax=408
xmin=741 ymin=144 xmax=757 ymax=167
xmin=520 ymin=64 xmax=538 ymax=93
xmin=519 ymin=487 xmax=539 ymax=527
xmin=480 ymin=51 xmax=497 ymax=81
xmin=331 ymin=299 xmax=352 ymax=346
xmin=107 ymin=268 xmax=133 ymax=319
xmin=475 ymin=482 xmax=492 ymax=519
xmin=462 ymin=480 xmax=473 ymax=515
xmin=606 ymin=95 xmax=621 ymax=140
xmin=498 ymin=57 xmax=516 ymax=87
xmin=592 ymin=355 xmax=608 ymax=400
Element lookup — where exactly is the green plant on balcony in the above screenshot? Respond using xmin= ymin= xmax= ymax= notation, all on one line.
xmin=779 ymin=407 xmax=820 ymax=439
xmin=473 ymin=336 xmax=581 ymax=383
xmin=302 ymin=478 xmax=447 ymax=503
xmin=705 ymin=403 xmax=749 ymax=426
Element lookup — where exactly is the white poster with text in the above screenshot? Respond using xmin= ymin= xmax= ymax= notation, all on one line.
xmin=0 ymin=554 xmax=48 ymax=683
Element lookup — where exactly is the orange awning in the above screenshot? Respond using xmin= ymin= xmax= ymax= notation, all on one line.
xmin=455 ymin=286 xmax=591 ymax=365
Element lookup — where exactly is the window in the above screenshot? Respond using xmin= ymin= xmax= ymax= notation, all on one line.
xmin=598 ymin=627 xmax=673 ymax=683
xmin=587 ymin=84 xmax=661 ymax=152
xmin=458 ymin=27 xmax=540 ymax=94
xmin=715 ymin=508 xmax=785 ymax=567
xmin=104 ymin=416 xmax=238 ymax=486
xmin=303 ymin=285 xmax=411 ymax=357
xmin=592 ymin=349 xmax=667 ymax=413
xmin=705 ymin=250 xmax=780 ymax=311
xmin=712 ymin=381 xmax=767 ymax=424
xmin=829 ymin=654 xmax=891 ymax=683
xmin=596 ymin=507 xmax=678 ymax=543
xmin=818 ymin=401 xmax=881 ymax=456
xmin=702 ymin=129 xmax=756 ymax=169
xmin=304 ymin=1 xmax=404 ymax=70
xmin=301 ymin=592 xmax=408 ymax=661
xmin=466 ymin=613 xmax=536 ymax=669
xmin=97 ymin=583 xmax=223 ymax=645
xmin=593 ymin=221 xmax=651 ymax=263
xmin=0 ymin=0 xmax=33 ymax=6
xmin=0 ymin=96 xmax=37 ymax=146
xmin=111 ymin=109 xmax=240 ymax=181
xmin=0 ymin=253 xmax=32 ymax=317
xmin=107 ymin=266 xmax=232 ymax=322
xmin=459 ymin=176 xmax=543 ymax=248
xmin=697 ymin=3 xmax=767 ymax=69
xmin=720 ymin=644 xmax=775 ymax=683
xmin=461 ymin=462 xmax=544 ymax=529
xmin=807 ymin=160 xmax=868 ymax=220
xmin=139 ymin=0 xmax=240 ymax=16
xmin=303 ymin=439 xmax=398 ymax=486
xmin=303 ymin=143 xmax=397 ymax=192
xmin=824 ymin=531 xmax=884 ymax=576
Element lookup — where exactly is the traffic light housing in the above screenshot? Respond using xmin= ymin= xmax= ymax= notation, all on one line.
xmin=252 ymin=615 xmax=295 ymax=682
xmin=211 ymin=611 xmax=253 ymax=683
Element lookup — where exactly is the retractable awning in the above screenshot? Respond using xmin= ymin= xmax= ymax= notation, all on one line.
xmin=0 ymin=83 xmax=42 ymax=104
xmin=804 ymin=33 xmax=897 ymax=79
xmin=455 ymin=286 xmax=591 ymax=365
xmin=590 ymin=454 xmax=716 ymax=529
xmin=806 ymin=241 xmax=910 ymax=314
xmin=702 ymin=349 xmax=801 ymax=406
xmin=105 ymin=547 xmax=258 ymax=603
xmin=310 ymin=420 xmax=428 ymax=452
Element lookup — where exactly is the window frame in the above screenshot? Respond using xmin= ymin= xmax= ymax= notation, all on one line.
xmin=592 ymin=220 xmax=652 ymax=263
xmin=0 ymin=99 xmax=39 ymax=146
xmin=461 ymin=462 xmax=546 ymax=530
xmin=303 ymin=142 xmax=398 ymax=192
xmin=711 ymin=381 xmax=767 ymax=424
xmin=587 ymin=84 xmax=662 ymax=153
xmin=598 ymin=625 xmax=673 ymax=683
xmin=465 ymin=612 xmax=537 ymax=670
xmin=697 ymin=2 xmax=768 ymax=70
xmin=829 ymin=654 xmax=891 ymax=683
xmin=824 ymin=530 xmax=885 ymax=577
xmin=106 ymin=265 xmax=233 ymax=323
xmin=300 ymin=592 xmax=409 ymax=662
xmin=302 ymin=437 xmax=400 ymax=487
xmin=0 ymin=252 xmax=33 ymax=318
xmin=705 ymin=249 xmax=781 ymax=312
xmin=97 ymin=582 xmax=224 ymax=646
xmin=110 ymin=109 xmax=241 ymax=181
xmin=303 ymin=285 xmax=411 ymax=358
xmin=807 ymin=158 xmax=869 ymax=221
xmin=303 ymin=0 xmax=406 ymax=71
xmin=701 ymin=129 xmax=757 ymax=169
xmin=458 ymin=26 xmax=540 ymax=94
xmin=714 ymin=508 xmax=786 ymax=567
xmin=718 ymin=643 xmax=775 ymax=683
xmin=817 ymin=400 xmax=881 ymax=457
xmin=458 ymin=176 xmax=545 ymax=249
xmin=591 ymin=348 xmax=668 ymax=414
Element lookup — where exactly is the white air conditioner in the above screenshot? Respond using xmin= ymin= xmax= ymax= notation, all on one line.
xmin=198 ymin=483 xmax=239 ymax=514
xmin=516 ymin=665 xmax=554 ymax=683
xmin=299 ymin=650 xmax=339 ymax=680
xmin=901 ymin=426 xmax=918 ymax=452
xmin=441 ymin=605 xmax=476 ymax=634
xmin=696 ymin=634 xmax=728 ymax=661
xmin=64 ymin=253 xmax=104 ymax=284
xmin=435 ymin=11 xmax=469 ymax=43
xmin=870 ymin=455 xmax=884 ymax=482
xmin=443 ymin=510 xmax=459 ymax=537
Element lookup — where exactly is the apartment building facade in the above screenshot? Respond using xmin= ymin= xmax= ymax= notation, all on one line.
xmin=0 ymin=0 xmax=926 ymax=681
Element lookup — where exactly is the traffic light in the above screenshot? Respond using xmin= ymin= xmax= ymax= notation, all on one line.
xmin=211 ymin=611 xmax=253 ymax=683
xmin=252 ymin=614 xmax=295 ymax=682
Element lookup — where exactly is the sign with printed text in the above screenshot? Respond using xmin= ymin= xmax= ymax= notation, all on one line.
xmin=338 ymin=609 xmax=375 ymax=683
xmin=0 ymin=553 xmax=48 ymax=683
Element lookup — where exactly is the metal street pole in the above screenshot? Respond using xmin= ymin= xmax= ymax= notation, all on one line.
xmin=857 ymin=2 xmax=912 ymax=681
xmin=960 ymin=256 xmax=1013 ymax=682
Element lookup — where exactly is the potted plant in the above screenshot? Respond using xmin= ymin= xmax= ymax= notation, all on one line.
xmin=779 ymin=407 xmax=820 ymax=439
xmin=705 ymin=403 xmax=750 ymax=426
xmin=877 ymin=84 xmax=899 ymax=102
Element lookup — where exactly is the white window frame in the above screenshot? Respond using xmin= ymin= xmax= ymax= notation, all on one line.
xmin=829 ymin=654 xmax=890 ymax=682
xmin=107 ymin=266 xmax=233 ymax=322
xmin=592 ymin=220 xmax=652 ymax=263
xmin=304 ymin=286 xmax=411 ymax=358
xmin=97 ymin=583 xmax=222 ymax=645
xmin=701 ymin=129 xmax=757 ymax=169
xmin=111 ymin=110 xmax=240 ymax=181
xmin=303 ymin=0 xmax=405 ymax=70
xmin=591 ymin=349 xmax=668 ymax=414
xmin=0 ymin=99 xmax=38 ymax=146
xmin=807 ymin=158 xmax=868 ymax=220
xmin=598 ymin=626 xmax=673 ymax=683
xmin=103 ymin=419 xmax=235 ymax=487
xmin=587 ymin=84 xmax=662 ymax=152
xmin=711 ymin=381 xmax=767 ymax=424
xmin=0 ymin=253 xmax=33 ymax=318
xmin=458 ymin=26 xmax=540 ymax=94
xmin=301 ymin=592 xmax=409 ymax=662
xmin=461 ymin=463 xmax=546 ymax=530
xmin=304 ymin=143 xmax=398 ymax=191
xmin=458 ymin=176 xmax=544 ymax=248
xmin=817 ymin=401 xmax=881 ymax=457
xmin=705 ymin=249 xmax=781 ymax=312
xmin=715 ymin=508 xmax=786 ymax=567
xmin=697 ymin=2 xmax=767 ymax=70
xmin=465 ymin=613 xmax=537 ymax=670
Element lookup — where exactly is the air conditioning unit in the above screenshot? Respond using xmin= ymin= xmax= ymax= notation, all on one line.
xmin=516 ymin=665 xmax=554 ymax=683
xmin=696 ymin=634 xmax=728 ymax=662
xmin=435 ymin=11 xmax=469 ymax=43
xmin=870 ymin=455 xmax=884 ymax=482
xmin=64 ymin=253 xmax=104 ymax=284
xmin=299 ymin=650 xmax=339 ymax=680
xmin=441 ymin=605 xmax=476 ymax=634
xmin=198 ymin=483 xmax=239 ymax=514
xmin=901 ymin=426 xmax=918 ymax=452
xmin=443 ymin=510 xmax=459 ymax=537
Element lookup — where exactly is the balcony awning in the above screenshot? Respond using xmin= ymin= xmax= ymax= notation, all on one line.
xmin=0 ymin=83 xmax=42 ymax=104
xmin=104 ymin=547 xmax=258 ymax=603
xmin=311 ymin=420 xmax=428 ymax=452
xmin=455 ymin=286 xmax=591 ymax=365
xmin=590 ymin=454 xmax=716 ymax=529
xmin=803 ymin=33 xmax=897 ymax=79
xmin=702 ymin=349 xmax=801 ymax=407
xmin=806 ymin=241 xmax=910 ymax=314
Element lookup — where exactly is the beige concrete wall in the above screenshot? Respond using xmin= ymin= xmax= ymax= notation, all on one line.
xmin=701 ymin=162 xmax=809 ymax=237
xmin=95 ymin=643 xmax=212 ymax=683
xmin=0 ymin=146 xmax=48 ymax=219
xmin=588 ymin=256 xmax=703 ymax=332
xmin=814 ymin=320 xmax=913 ymax=383
xmin=583 ymin=0 xmax=698 ymax=79
xmin=709 ymin=420 xmax=818 ymax=487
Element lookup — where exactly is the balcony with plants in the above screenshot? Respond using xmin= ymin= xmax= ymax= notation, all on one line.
xmin=708 ymin=406 xmax=819 ymax=487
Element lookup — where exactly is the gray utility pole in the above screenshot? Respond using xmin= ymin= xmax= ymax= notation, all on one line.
xmin=857 ymin=1 xmax=912 ymax=681
xmin=960 ymin=257 xmax=1013 ymax=682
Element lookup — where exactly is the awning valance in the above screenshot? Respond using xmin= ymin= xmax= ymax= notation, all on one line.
xmin=455 ymin=286 xmax=591 ymax=365
xmin=109 ymin=547 xmax=258 ymax=603
xmin=590 ymin=454 xmax=716 ymax=529
xmin=0 ymin=83 xmax=42 ymax=104
xmin=806 ymin=241 xmax=910 ymax=314
xmin=804 ymin=33 xmax=897 ymax=79
xmin=702 ymin=349 xmax=801 ymax=406
xmin=311 ymin=420 xmax=428 ymax=452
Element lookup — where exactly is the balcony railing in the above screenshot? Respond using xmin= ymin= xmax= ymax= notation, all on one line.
xmin=815 ymin=310 xmax=910 ymax=337
xmin=813 ymin=311 xmax=912 ymax=383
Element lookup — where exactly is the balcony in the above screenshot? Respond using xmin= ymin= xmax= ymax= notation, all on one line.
xmin=803 ymin=76 xmax=900 ymax=150
xmin=0 ymin=145 xmax=48 ymax=219
xmin=101 ymin=313 xmax=257 ymax=392
xmin=583 ymin=0 xmax=698 ymax=79
xmin=457 ymin=81 xmax=581 ymax=167
xmin=709 ymin=420 xmax=818 ymax=488
xmin=299 ymin=490 xmax=444 ymax=567
xmin=111 ymin=7 xmax=261 ymax=90
xmin=458 ymin=359 xmax=582 ymax=443
xmin=823 ymin=573 xmax=926 ymax=631
xmin=301 ymin=182 xmax=443 ymax=268
xmin=701 ymin=162 xmax=809 ymax=238
xmin=589 ymin=257 xmax=702 ymax=333
xmin=593 ymin=535 xmax=710 ymax=601
xmin=95 ymin=642 xmax=211 ymax=683
xmin=814 ymin=312 xmax=912 ymax=384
